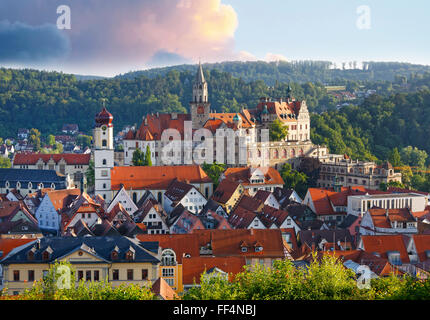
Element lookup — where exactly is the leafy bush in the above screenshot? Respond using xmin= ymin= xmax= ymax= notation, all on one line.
xmin=17 ymin=261 xmax=155 ymax=300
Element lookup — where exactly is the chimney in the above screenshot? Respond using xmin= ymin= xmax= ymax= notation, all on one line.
xmin=250 ymin=228 xmax=254 ymax=235
xmin=171 ymin=113 xmax=177 ymax=120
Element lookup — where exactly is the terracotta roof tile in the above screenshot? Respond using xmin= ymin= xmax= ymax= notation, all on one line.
xmin=111 ymin=165 xmax=212 ymax=190
xmin=151 ymin=277 xmax=179 ymax=300
xmin=412 ymin=234 xmax=430 ymax=262
xmin=360 ymin=235 xmax=410 ymax=263
xmin=13 ymin=153 xmax=91 ymax=165
xmin=182 ymin=256 xmax=245 ymax=285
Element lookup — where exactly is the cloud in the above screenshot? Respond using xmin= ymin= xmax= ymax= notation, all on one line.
xmin=0 ymin=20 xmax=70 ymax=63
xmin=147 ymin=50 xmax=192 ymax=67
xmin=265 ymin=53 xmax=288 ymax=62
xmin=0 ymin=0 xmax=239 ymax=74
xmin=235 ymin=51 xmax=258 ymax=62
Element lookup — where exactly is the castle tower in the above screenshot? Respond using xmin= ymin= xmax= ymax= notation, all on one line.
xmin=93 ymin=104 xmax=114 ymax=203
xmin=190 ymin=62 xmax=211 ymax=129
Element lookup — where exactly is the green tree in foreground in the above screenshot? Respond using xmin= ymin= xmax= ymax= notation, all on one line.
xmin=86 ymin=160 xmax=95 ymax=187
xmin=145 ymin=145 xmax=152 ymax=166
xmin=269 ymin=119 xmax=288 ymax=141
xmin=201 ymin=162 xmax=226 ymax=188
xmin=0 ymin=157 xmax=11 ymax=168
xmin=278 ymin=163 xmax=308 ymax=197
xmin=19 ymin=261 xmax=154 ymax=300
xmin=47 ymin=134 xmax=56 ymax=147
xmin=28 ymin=128 xmax=41 ymax=151
xmin=183 ymin=254 xmax=430 ymax=300
xmin=132 ymin=149 xmax=146 ymax=166
xmin=379 ymin=180 xmax=405 ymax=191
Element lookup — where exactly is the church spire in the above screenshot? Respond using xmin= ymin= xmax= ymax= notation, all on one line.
xmin=195 ymin=60 xmax=205 ymax=84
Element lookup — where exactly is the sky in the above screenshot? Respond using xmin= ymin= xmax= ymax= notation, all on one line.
xmin=0 ymin=0 xmax=429 ymax=77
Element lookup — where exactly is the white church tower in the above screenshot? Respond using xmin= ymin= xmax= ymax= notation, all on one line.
xmin=93 ymin=103 xmax=114 ymax=203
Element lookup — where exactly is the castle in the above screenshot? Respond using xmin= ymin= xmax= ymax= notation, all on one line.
xmin=122 ymin=63 xmax=327 ymax=169
xmin=92 ymin=64 xmax=401 ymax=204
xmin=92 ymin=64 xmax=328 ymax=203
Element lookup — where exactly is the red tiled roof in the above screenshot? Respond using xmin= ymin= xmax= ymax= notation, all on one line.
xmin=182 ymin=256 xmax=246 ymax=285
xmin=211 ymin=179 xmax=241 ymax=204
xmin=367 ymin=208 xmax=415 ymax=229
xmin=104 ymin=202 xmax=132 ymax=223
xmin=136 ymin=234 xmax=201 ymax=264
xmin=253 ymin=190 xmax=273 ymax=203
xmin=46 ymin=189 xmax=81 ymax=211
xmin=124 ymin=113 xmax=191 ymax=141
xmin=13 ymin=153 xmax=91 ymax=165
xmin=360 ymin=235 xmax=410 ymax=263
xmin=209 ymin=112 xmax=255 ymax=129
xmin=259 ymin=206 xmax=289 ymax=228
xmin=0 ymin=238 xmax=35 ymax=260
xmin=412 ymin=234 xmax=430 ymax=262
xmin=324 ymin=250 xmax=404 ymax=277
xmin=234 ymin=195 xmax=263 ymax=213
xmin=223 ymin=167 xmax=284 ymax=186
xmin=194 ymin=229 xmax=285 ymax=258
xmin=151 ymin=277 xmax=179 ymax=300
xmin=110 ymin=165 xmax=212 ymax=190
xmin=228 ymin=207 xmax=258 ymax=229
xmin=164 ymin=180 xmax=194 ymax=204
xmin=253 ymin=100 xmax=302 ymax=122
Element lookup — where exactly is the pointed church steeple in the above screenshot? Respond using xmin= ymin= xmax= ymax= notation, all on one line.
xmin=195 ymin=61 xmax=205 ymax=84
xmin=190 ymin=61 xmax=211 ymax=129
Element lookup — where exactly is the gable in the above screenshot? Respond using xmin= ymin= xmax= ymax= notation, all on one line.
xmin=108 ymin=187 xmax=138 ymax=213
xmin=59 ymin=248 xmax=108 ymax=263
xmin=10 ymin=210 xmax=32 ymax=223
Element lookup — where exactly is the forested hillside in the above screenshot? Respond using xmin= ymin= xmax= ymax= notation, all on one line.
xmin=1 ymin=65 xmax=430 ymax=171
xmin=117 ymin=61 xmax=430 ymax=85
xmin=0 ymin=67 xmax=333 ymax=137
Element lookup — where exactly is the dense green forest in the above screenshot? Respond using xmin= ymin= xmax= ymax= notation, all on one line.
xmin=118 ymin=61 xmax=430 ymax=85
xmin=1 ymin=63 xmax=430 ymax=174
xmin=0 ymin=67 xmax=337 ymax=137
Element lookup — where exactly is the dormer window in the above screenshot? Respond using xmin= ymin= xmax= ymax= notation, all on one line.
xmin=125 ymin=246 xmax=135 ymax=261
xmin=27 ymin=248 xmax=35 ymax=260
xmin=42 ymin=247 xmax=53 ymax=261
xmin=111 ymin=246 xmax=119 ymax=260
xmin=241 ymin=247 xmax=248 ymax=253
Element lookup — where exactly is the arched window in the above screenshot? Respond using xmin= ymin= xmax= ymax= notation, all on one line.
xmin=299 ymin=148 xmax=304 ymax=156
xmin=102 ymin=139 xmax=107 ymax=147
xmin=258 ymin=150 xmax=261 ymax=158
xmin=283 ymin=149 xmax=287 ymax=158
xmin=291 ymin=149 xmax=296 ymax=157
xmin=274 ymin=150 xmax=279 ymax=159
xmin=103 ymin=159 xmax=107 ymax=165
xmin=161 ymin=249 xmax=176 ymax=266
